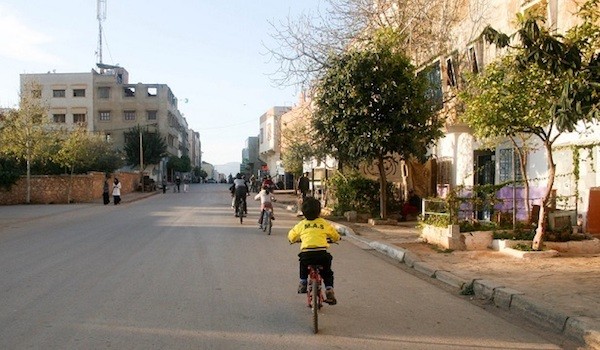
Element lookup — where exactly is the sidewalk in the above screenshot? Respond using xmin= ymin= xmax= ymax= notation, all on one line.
xmin=0 ymin=191 xmax=159 ymax=227
xmin=274 ymin=193 xmax=600 ymax=349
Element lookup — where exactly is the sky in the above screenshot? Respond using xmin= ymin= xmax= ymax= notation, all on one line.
xmin=0 ymin=1 xmax=324 ymax=165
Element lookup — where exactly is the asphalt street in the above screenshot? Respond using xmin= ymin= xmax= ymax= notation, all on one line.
xmin=0 ymin=184 xmax=577 ymax=349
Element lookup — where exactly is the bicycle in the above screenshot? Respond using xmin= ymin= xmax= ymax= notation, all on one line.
xmin=306 ymin=264 xmax=325 ymax=334
xmin=235 ymin=197 xmax=245 ymax=224
xmin=259 ymin=207 xmax=273 ymax=235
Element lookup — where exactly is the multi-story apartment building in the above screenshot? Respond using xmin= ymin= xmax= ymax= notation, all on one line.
xmin=20 ymin=72 xmax=95 ymax=132
xmin=258 ymin=106 xmax=292 ymax=178
xmin=20 ymin=65 xmax=196 ymax=183
xmin=189 ymin=130 xmax=201 ymax=170
xmin=242 ymin=136 xmax=261 ymax=179
xmin=415 ymin=0 xmax=598 ymax=228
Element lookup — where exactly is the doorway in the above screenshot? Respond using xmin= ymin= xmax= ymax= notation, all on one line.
xmin=474 ymin=150 xmax=495 ymax=220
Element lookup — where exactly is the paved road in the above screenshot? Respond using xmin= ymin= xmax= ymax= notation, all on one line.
xmin=0 ymin=184 xmax=574 ymax=349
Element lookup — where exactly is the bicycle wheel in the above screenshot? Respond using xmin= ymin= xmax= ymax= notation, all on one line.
xmin=311 ymin=279 xmax=319 ymax=333
xmin=261 ymin=211 xmax=268 ymax=232
xmin=238 ymin=203 xmax=244 ymax=224
xmin=266 ymin=213 xmax=272 ymax=235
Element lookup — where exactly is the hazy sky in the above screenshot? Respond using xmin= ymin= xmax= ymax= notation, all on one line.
xmin=0 ymin=1 xmax=323 ymax=165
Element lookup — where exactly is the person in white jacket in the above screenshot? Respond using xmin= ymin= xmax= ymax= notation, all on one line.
xmin=254 ymin=185 xmax=275 ymax=225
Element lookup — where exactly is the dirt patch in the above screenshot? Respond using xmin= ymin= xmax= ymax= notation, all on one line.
xmin=395 ymin=241 xmax=600 ymax=318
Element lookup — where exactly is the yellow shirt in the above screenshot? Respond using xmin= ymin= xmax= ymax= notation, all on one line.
xmin=288 ymin=218 xmax=341 ymax=251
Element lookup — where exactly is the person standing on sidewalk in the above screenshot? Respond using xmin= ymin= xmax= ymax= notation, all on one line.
xmin=297 ymin=172 xmax=310 ymax=201
xmin=112 ymin=178 xmax=122 ymax=205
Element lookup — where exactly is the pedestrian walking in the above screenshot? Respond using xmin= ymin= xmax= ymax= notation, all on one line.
xmin=112 ymin=178 xmax=122 ymax=205
xmin=162 ymin=176 xmax=167 ymax=194
xmin=297 ymin=172 xmax=310 ymax=201
xmin=183 ymin=177 xmax=189 ymax=193
xmin=175 ymin=175 xmax=181 ymax=193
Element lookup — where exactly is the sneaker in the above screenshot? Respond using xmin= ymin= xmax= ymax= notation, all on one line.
xmin=325 ymin=289 xmax=337 ymax=305
xmin=297 ymin=281 xmax=307 ymax=294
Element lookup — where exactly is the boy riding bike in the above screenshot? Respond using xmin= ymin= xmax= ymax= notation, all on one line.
xmin=288 ymin=197 xmax=341 ymax=305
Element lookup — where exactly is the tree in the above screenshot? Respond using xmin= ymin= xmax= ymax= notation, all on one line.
xmin=0 ymin=82 xmax=56 ymax=203
xmin=267 ymin=0 xmax=474 ymax=89
xmin=167 ymin=155 xmax=192 ymax=174
xmin=123 ymin=125 xmax=167 ymax=170
xmin=193 ymin=167 xmax=208 ymax=181
xmin=54 ymin=127 xmax=122 ymax=202
xmin=460 ymin=55 xmax=556 ymax=224
xmin=312 ymin=31 xmax=444 ymax=219
xmin=481 ymin=1 xmax=600 ymax=249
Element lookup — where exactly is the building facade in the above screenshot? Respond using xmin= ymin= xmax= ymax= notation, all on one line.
xmin=258 ymin=106 xmax=292 ymax=178
xmin=20 ymin=66 xmax=198 ymax=183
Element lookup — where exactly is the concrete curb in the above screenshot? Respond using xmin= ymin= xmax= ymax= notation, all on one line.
xmin=335 ymin=221 xmax=599 ymax=349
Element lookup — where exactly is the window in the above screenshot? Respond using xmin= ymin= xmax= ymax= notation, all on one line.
xmin=99 ymin=111 xmax=111 ymax=121
xmin=147 ymin=110 xmax=157 ymax=120
xmin=123 ymin=86 xmax=136 ymax=97
xmin=98 ymin=87 xmax=110 ymax=99
xmin=147 ymin=87 xmax=158 ymax=96
xmin=53 ymin=89 xmax=65 ymax=98
xmin=73 ymin=89 xmax=86 ymax=97
xmin=499 ymin=148 xmax=523 ymax=183
xmin=53 ymin=114 xmax=66 ymax=123
xmin=105 ymin=133 xmax=112 ymax=142
xmin=123 ymin=110 xmax=136 ymax=121
xmin=417 ymin=60 xmax=443 ymax=111
xmin=468 ymin=47 xmax=479 ymax=74
xmin=437 ymin=158 xmax=453 ymax=185
xmin=73 ymin=114 xmax=86 ymax=123
xmin=266 ymin=123 xmax=272 ymax=142
xmin=446 ymin=57 xmax=456 ymax=87
xmin=168 ymin=134 xmax=175 ymax=147
xmin=260 ymin=128 xmax=264 ymax=143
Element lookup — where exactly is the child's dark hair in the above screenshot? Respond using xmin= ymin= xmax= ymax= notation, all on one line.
xmin=301 ymin=197 xmax=321 ymax=220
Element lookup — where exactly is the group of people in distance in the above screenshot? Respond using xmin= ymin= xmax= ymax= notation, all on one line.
xmin=229 ymin=172 xmax=340 ymax=305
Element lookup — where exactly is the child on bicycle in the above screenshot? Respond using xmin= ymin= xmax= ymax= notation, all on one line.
xmin=254 ymin=184 xmax=276 ymax=226
xmin=288 ymin=197 xmax=341 ymax=305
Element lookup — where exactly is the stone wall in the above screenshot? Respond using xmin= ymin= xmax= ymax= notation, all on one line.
xmin=0 ymin=172 xmax=140 ymax=205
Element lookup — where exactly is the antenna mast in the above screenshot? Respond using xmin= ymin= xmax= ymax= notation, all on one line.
xmin=97 ymin=0 xmax=107 ymax=65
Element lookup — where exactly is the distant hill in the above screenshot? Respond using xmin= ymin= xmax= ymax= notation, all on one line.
xmin=214 ymin=162 xmax=241 ymax=177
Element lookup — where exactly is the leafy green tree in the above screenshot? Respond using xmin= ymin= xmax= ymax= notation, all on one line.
xmin=194 ymin=167 xmax=208 ymax=180
xmin=281 ymin=122 xmax=315 ymax=177
xmin=123 ymin=125 xmax=167 ymax=170
xmin=460 ymin=55 xmax=555 ymax=223
xmin=0 ymin=158 xmax=21 ymax=191
xmin=54 ymin=127 xmax=122 ymax=202
xmin=0 ymin=82 xmax=57 ymax=203
xmin=167 ymin=155 xmax=192 ymax=174
xmin=313 ymin=31 xmax=443 ymax=219
xmin=481 ymin=2 xmax=600 ymax=249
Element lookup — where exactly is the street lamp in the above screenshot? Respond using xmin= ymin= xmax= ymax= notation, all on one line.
xmin=140 ymin=128 xmax=144 ymax=192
